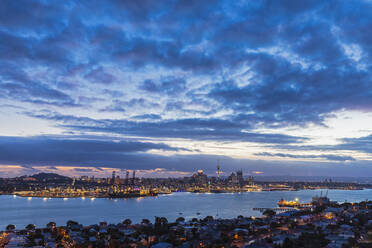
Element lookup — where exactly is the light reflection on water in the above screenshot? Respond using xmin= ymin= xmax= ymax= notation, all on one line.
xmin=1 ymin=189 xmax=371 ymax=230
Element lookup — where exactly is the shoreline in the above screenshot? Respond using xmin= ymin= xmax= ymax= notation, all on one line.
xmin=3 ymin=187 xmax=367 ymax=199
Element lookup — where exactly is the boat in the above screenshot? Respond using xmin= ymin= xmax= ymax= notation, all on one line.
xmin=277 ymin=198 xmax=301 ymax=207
xmin=312 ymin=191 xmax=334 ymax=206
xmin=277 ymin=197 xmax=315 ymax=208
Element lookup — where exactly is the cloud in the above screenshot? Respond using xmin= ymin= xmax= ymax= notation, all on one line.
xmin=0 ymin=0 xmax=67 ymax=32
xmin=85 ymin=67 xmax=116 ymax=85
xmin=336 ymin=134 xmax=372 ymax=155
xmin=2 ymin=0 xmax=372 ymax=175
xmin=1 ymin=0 xmax=372 ymax=124
xmin=26 ymin=111 xmax=308 ymax=144
xmin=255 ymin=152 xmax=355 ymax=162
xmin=271 ymin=134 xmax=372 ymax=156
xmin=74 ymin=168 xmax=95 ymax=172
xmin=0 ymin=63 xmax=79 ymax=107
xmin=132 ymin=114 xmax=162 ymax=120
xmin=0 ymin=138 xmax=370 ymax=177
xmin=139 ymin=77 xmax=187 ymax=96
xmin=0 ymin=135 xmax=187 ymax=167
xmin=99 ymin=100 xmax=126 ymax=113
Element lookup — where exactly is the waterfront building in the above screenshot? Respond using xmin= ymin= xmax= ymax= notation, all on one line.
xmin=125 ymin=171 xmax=129 ymax=185
xmin=80 ymin=176 xmax=89 ymax=181
xmin=228 ymin=172 xmax=238 ymax=184
xmin=237 ymin=169 xmax=244 ymax=185
xmin=192 ymin=170 xmax=208 ymax=186
xmin=247 ymin=176 xmax=254 ymax=186
xmin=112 ymin=171 xmax=116 ymax=185
xmin=132 ymin=170 xmax=136 ymax=185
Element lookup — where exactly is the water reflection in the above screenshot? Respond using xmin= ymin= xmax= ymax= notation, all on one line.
xmin=1 ymin=189 xmax=371 ymax=230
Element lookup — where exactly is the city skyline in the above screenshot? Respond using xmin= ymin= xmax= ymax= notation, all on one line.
xmin=2 ymin=1 xmax=372 ymax=177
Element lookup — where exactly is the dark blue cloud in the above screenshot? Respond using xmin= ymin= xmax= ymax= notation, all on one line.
xmin=132 ymin=114 xmax=162 ymax=120
xmin=84 ymin=67 xmax=116 ymax=85
xmin=0 ymin=63 xmax=80 ymax=107
xmin=26 ymin=111 xmax=307 ymax=144
xmin=208 ymin=54 xmax=372 ymax=127
xmin=272 ymin=134 xmax=372 ymax=156
xmin=255 ymin=152 xmax=355 ymax=162
xmin=0 ymin=136 xmax=188 ymax=166
xmin=139 ymin=77 xmax=186 ymax=96
xmin=1 ymin=0 xmax=372 ymax=120
xmin=0 ymin=0 xmax=67 ymax=32
xmin=1 ymin=0 xmax=372 ymax=174
xmin=336 ymin=135 xmax=372 ymax=155
xmin=0 ymin=135 xmax=367 ymax=175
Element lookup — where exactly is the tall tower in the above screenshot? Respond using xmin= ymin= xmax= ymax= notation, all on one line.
xmin=216 ymin=160 xmax=220 ymax=179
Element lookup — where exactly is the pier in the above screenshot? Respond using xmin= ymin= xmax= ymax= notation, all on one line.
xmin=253 ymin=207 xmax=298 ymax=213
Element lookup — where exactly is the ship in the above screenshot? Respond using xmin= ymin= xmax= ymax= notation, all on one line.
xmin=312 ymin=196 xmax=330 ymax=205
xmin=277 ymin=198 xmax=301 ymax=207
xmin=311 ymin=191 xmax=334 ymax=206
xmin=278 ymin=196 xmax=324 ymax=208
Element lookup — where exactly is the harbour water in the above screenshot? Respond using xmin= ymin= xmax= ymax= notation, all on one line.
xmin=0 ymin=189 xmax=371 ymax=230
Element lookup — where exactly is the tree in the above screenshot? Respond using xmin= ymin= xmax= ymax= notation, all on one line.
xmin=47 ymin=222 xmax=56 ymax=230
xmin=203 ymin=216 xmax=214 ymax=222
xmin=176 ymin=217 xmax=185 ymax=223
xmin=155 ymin=217 xmax=169 ymax=235
xmin=123 ymin=219 xmax=132 ymax=225
xmin=160 ymin=217 xmax=168 ymax=224
xmin=141 ymin=219 xmax=150 ymax=225
xmin=296 ymin=232 xmax=330 ymax=248
xmin=263 ymin=209 xmax=276 ymax=218
xmin=282 ymin=237 xmax=294 ymax=248
xmin=26 ymin=224 xmax=35 ymax=231
xmin=6 ymin=224 xmax=15 ymax=232
xmin=66 ymin=220 xmax=78 ymax=227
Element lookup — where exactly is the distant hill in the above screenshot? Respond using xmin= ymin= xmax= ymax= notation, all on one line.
xmin=27 ymin=173 xmax=72 ymax=183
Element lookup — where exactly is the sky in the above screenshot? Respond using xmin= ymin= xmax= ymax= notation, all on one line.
xmin=1 ymin=0 xmax=372 ymax=178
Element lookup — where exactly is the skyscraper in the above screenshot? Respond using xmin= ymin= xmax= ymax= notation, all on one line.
xmin=132 ymin=170 xmax=136 ymax=185
xmin=112 ymin=171 xmax=116 ymax=185
xmin=237 ymin=169 xmax=243 ymax=185
xmin=126 ymin=171 xmax=129 ymax=185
